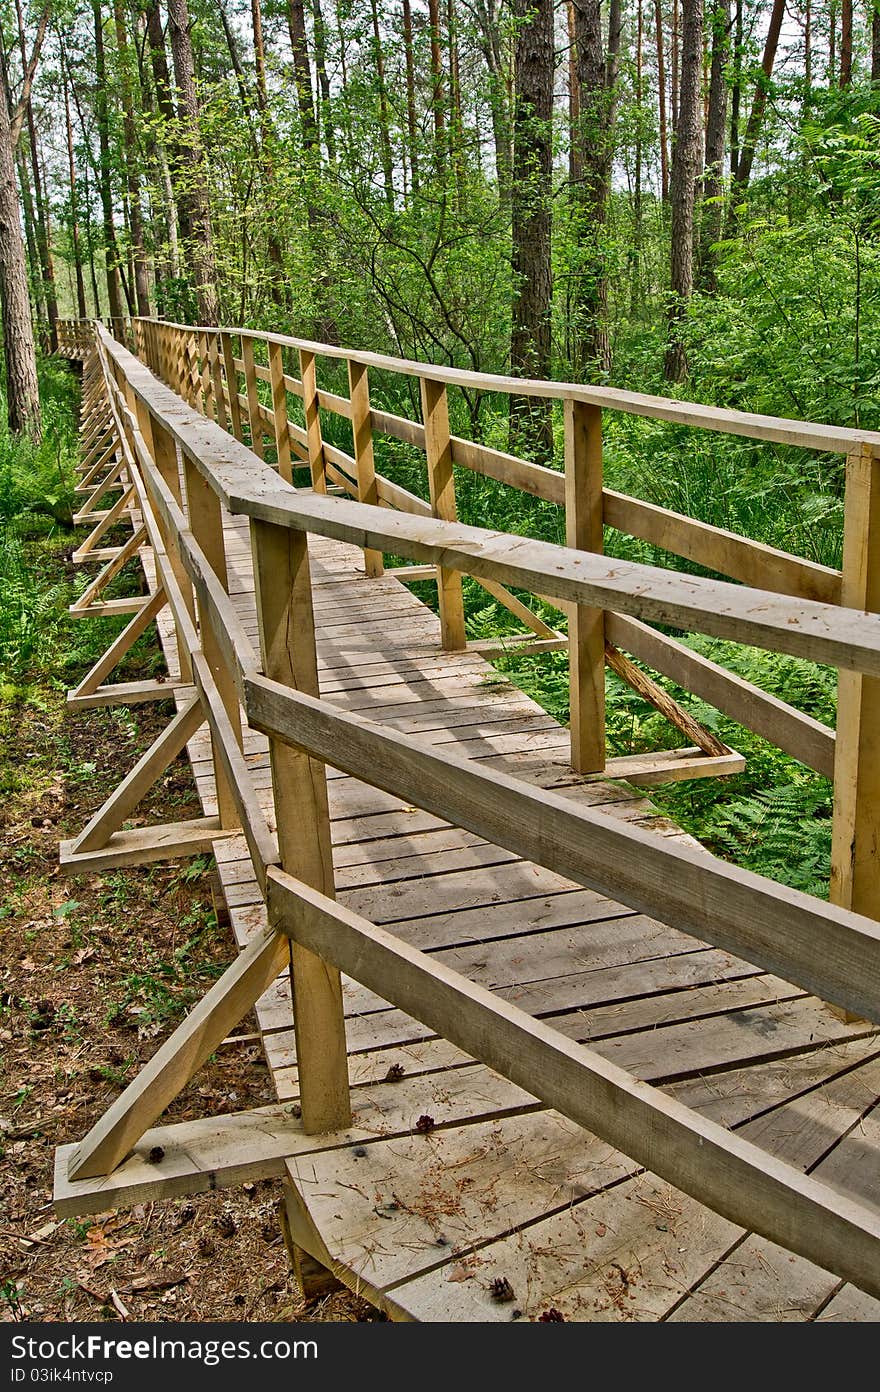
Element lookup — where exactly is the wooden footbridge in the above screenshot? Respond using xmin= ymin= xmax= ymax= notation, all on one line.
xmin=50 ymin=317 xmax=880 ymax=1320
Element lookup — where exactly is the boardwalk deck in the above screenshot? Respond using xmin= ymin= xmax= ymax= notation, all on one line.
xmin=141 ymin=515 xmax=880 ymax=1322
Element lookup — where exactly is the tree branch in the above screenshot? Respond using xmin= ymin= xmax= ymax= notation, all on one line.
xmin=10 ymin=1 xmax=50 ymax=150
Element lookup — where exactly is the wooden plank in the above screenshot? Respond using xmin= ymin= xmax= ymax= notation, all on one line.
xmin=220 ymin=332 xmax=243 ymax=441
xmin=268 ymin=341 xmax=293 ymax=483
xmin=72 ymin=695 xmax=205 ymax=853
xmin=251 ymin=517 xmax=351 ymax=1132
xmin=190 ymin=651 xmax=278 ymax=892
xmin=299 ymin=349 xmax=327 ymax=492
xmin=231 ymin=488 xmax=880 ymax=677
xmin=566 ymin=399 xmax=605 ymax=772
xmin=347 ymin=361 xmax=384 ymax=577
xmin=268 ymin=868 xmax=880 ymax=1301
xmin=421 ymin=377 xmax=466 ymax=651
xmin=73 ymin=525 xmax=147 ymax=610
xmin=60 ymin=817 xmax=228 ymax=874
xmin=69 ymin=596 xmax=146 ymax=619
xmin=831 ymin=445 xmax=880 ymax=921
xmin=246 ymin=675 xmax=880 ymax=1023
xmin=603 ymin=489 xmax=842 ymax=604
xmin=605 ymin=613 xmax=835 ymax=778
xmin=70 ymin=586 xmax=167 ymax=698
xmin=66 ymin=679 xmax=190 ymax=710
xmin=604 ymin=641 xmax=728 ymax=757
xmin=241 ymin=335 xmax=265 ymax=460
xmin=65 ymin=925 xmax=290 ymax=1182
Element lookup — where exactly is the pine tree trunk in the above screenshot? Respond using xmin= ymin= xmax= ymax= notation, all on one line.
xmin=428 ymin=0 xmax=447 ymax=176
xmin=402 ymin=0 xmax=420 ymax=195
xmin=873 ymin=2 xmax=880 ymax=82
xmin=509 ymin=0 xmax=553 ymax=461
xmin=311 ymin=0 xmax=336 ymax=163
xmin=655 ymin=0 xmax=669 ymax=201
xmin=167 ymin=0 xmax=220 ymax=324
xmin=114 ymin=2 xmax=151 ymax=317
xmin=0 ymin=55 xmax=40 ymax=439
xmin=664 ymin=0 xmax=702 ymax=381
xmin=698 ymin=0 xmax=730 ymax=291
xmin=571 ymin=0 xmax=622 ymax=375
xmin=93 ymin=1 xmax=124 ymax=326
xmin=839 ymin=0 xmax=852 ymax=84
xmin=62 ymin=58 xmax=87 ymax=321
xmin=731 ymin=0 xmax=785 ymax=194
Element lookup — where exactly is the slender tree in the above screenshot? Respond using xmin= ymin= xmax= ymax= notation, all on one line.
xmin=0 ymin=4 xmax=49 ymax=437
xmin=167 ymin=0 xmax=220 ymax=323
xmin=664 ymin=0 xmax=702 ymax=380
xmin=699 ymin=0 xmax=731 ymax=290
xmin=509 ymin=0 xmax=553 ymax=459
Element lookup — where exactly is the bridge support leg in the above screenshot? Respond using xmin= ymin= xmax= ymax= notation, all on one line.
xmin=252 ymin=517 xmax=351 ymax=1135
xmin=565 ymin=400 xmax=606 ymax=773
xmin=831 ymin=444 xmax=880 ymax=1020
xmin=421 ymin=377 xmax=466 ymax=651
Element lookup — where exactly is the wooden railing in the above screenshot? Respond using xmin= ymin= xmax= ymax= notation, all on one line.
xmin=53 ymin=317 xmax=880 ymax=1299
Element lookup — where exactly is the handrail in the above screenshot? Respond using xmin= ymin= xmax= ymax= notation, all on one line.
xmin=130 ymin=316 xmax=880 ymax=456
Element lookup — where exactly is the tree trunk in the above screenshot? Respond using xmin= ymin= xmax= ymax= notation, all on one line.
xmin=62 ymin=56 xmax=88 ymax=321
xmin=0 ymin=49 xmax=40 ymax=438
xmin=732 ymin=0 xmax=784 ymax=194
xmin=16 ymin=145 xmax=43 ymax=323
xmin=145 ymin=0 xmax=187 ymax=273
xmin=698 ymin=0 xmax=730 ymax=291
xmin=287 ymin=0 xmax=318 ymax=151
xmin=15 ymin=0 xmax=56 ymax=349
xmin=630 ymin=0 xmax=643 ymax=313
xmin=114 ymin=2 xmax=151 ymax=317
xmin=474 ymin=0 xmax=511 ymax=198
xmin=167 ymin=0 xmax=220 ymax=324
xmin=402 ymin=0 xmax=420 ymax=195
xmin=509 ymin=0 xmax=553 ymax=461
xmin=568 ymin=1 xmax=581 ymax=186
xmin=311 ymin=0 xmax=336 ymax=163
xmin=839 ymin=0 xmax=852 ymax=85
xmin=655 ymin=0 xmax=669 ymax=201
xmin=428 ymin=0 xmax=447 ymax=176
xmin=571 ymin=0 xmax=622 ymax=375
xmin=664 ymin=0 xmax=702 ymax=381
xmin=92 ymin=0 xmax=124 ymax=325
xmin=368 ymin=0 xmax=395 ymax=206
xmin=873 ymin=2 xmax=880 ymax=82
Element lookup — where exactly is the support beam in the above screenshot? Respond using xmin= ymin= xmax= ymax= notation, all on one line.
xmin=420 ymin=377 xmax=466 ymax=651
xmin=565 ymin=400 xmax=605 ymax=773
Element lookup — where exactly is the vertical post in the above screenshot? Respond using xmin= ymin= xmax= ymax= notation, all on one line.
xmin=831 ymin=445 xmax=880 ymax=930
xmin=299 ymin=349 xmax=327 ymax=493
xmin=241 ymin=334 xmax=265 ymax=459
xmin=347 ymin=360 xmax=384 ymax=577
xmin=251 ymin=516 xmax=351 ymax=1133
xmin=565 ymin=398 xmax=606 ymax=773
xmin=420 ymin=376 xmax=466 ymax=650
xmin=221 ymin=332 xmax=244 ymax=441
xmin=209 ymin=332 xmax=228 ymax=432
xmin=182 ymin=455 xmax=243 ymax=828
xmin=199 ymin=331 xmax=216 ymax=421
xmin=268 ymin=341 xmax=293 ymax=483
xmin=147 ymin=414 xmax=198 ymax=684
xmin=187 ymin=334 xmax=204 ymax=412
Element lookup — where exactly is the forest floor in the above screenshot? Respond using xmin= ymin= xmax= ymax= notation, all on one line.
xmin=0 ymin=537 xmax=373 ymax=1324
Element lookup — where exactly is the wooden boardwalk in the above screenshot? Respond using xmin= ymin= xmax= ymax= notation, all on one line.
xmin=54 ymin=319 xmax=880 ymax=1321
xmin=151 ymin=518 xmax=880 ymax=1322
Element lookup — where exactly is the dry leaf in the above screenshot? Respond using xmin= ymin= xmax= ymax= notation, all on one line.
xmin=447 ymin=1263 xmax=475 ymax=1283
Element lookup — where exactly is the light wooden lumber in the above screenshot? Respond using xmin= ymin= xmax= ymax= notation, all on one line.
xmin=245 ymin=674 xmax=880 ymax=1023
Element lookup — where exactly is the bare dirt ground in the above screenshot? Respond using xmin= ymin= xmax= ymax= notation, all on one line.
xmin=1 ymin=542 xmax=374 ymax=1325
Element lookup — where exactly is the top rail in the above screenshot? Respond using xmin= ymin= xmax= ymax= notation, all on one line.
xmin=139 ymin=317 xmax=880 ymax=456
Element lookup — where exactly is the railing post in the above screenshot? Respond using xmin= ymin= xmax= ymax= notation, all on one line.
xmin=145 ymin=413 xmax=198 ymax=685
xmin=182 ymin=456 xmax=243 ymax=828
xmin=420 ymin=376 xmax=466 ymax=650
xmin=251 ymin=516 xmax=351 ymax=1133
xmin=565 ymin=398 xmax=606 ymax=773
xmin=268 ymin=341 xmax=293 ymax=483
xmin=220 ymin=332 xmax=244 ymax=441
xmin=347 ymin=360 xmax=384 ymax=578
xmin=198 ymin=331 xmax=216 ymax=422
xmin=241 ymin=334 xmax=265 ymax=460
xmin=831 ymin=444 xmax=880 ymax=935
xmin=299 ymin=349 xmax=327 ymax=493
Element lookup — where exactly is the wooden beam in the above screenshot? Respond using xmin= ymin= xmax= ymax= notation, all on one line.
xmin=241 ymin=335 xmax=265 ymax=460
xmin=267 ymin=868 xmax=880 ymax=1302
xmin=251 ymin=517 xmax=351 ymax=1133
xmin=66 ymin=926 xmax=290 ymax=1181
xmin=66 ymin=679 xmax=191 ymax=710
xmin=245 ymin=674 xmax=880 ymax=1024
xmin=69 ymin=587 xmax=167 ymax=699
xmin=832 ymin=445 xmax=880 ymax=920
xmin=347 ymin=361 xmax=384 ymax=578
xmin=60 ymin=817 xmax=228 ymax=874
xmin=268 ymin=341 xmax=293 ymax=483
xmin=566 ymin=400 xmax=606 ymax=773
xmin=299 ymin=349 xmax=327 ymax=493
xmin=72 ymin=695 xmax=205 ymax=853
xmin=420 ymin=377 xmax=466 ymax=651
xmin=605 ymin=613 xmax=835 ymax=778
